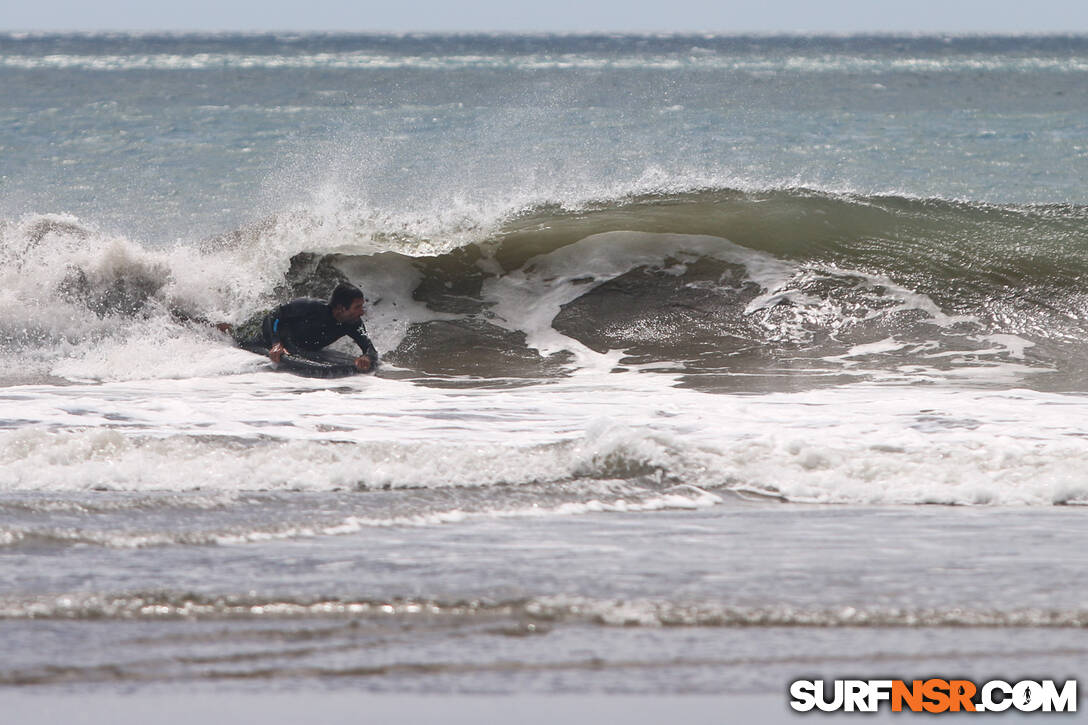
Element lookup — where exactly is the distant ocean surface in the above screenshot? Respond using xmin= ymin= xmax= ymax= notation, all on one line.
xmin=1 ymin=34 xmax=1087 ymax=704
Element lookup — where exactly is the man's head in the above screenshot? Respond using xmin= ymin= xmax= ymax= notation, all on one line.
xmin=329 ymin=282 xmax=366 ymax=323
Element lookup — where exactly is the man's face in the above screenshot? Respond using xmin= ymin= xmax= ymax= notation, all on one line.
xmin=334 ymin=297 xmax=365 ymax=323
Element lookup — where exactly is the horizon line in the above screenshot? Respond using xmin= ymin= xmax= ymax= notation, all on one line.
xmin=5 ymin=29 xmax=1088 ymax=37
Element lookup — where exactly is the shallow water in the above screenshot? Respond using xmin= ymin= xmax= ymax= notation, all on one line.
xmin=3 ymin=501 xmax=1087 ymax=691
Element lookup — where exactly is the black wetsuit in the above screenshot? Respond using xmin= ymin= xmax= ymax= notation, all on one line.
xmin=241 ymin=298 xmax=379 ymax=363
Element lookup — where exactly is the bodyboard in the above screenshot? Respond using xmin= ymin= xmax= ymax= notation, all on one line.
xmin=243 ymin=346 xmax=364 ymax=378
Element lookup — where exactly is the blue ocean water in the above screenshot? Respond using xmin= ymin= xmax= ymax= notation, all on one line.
xmin=3 ymin=33 xmax=1088 ymax=243
xmin=1 ymin=34 xmax=1087 ymax=706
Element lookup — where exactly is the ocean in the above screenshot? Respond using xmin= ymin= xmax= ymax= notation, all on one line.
xmin=1 ymin=33 xmax=1087 ymax=719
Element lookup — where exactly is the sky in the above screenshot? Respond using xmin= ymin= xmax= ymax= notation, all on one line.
xmin=5 ymin=0 xmax=1088 ymax=33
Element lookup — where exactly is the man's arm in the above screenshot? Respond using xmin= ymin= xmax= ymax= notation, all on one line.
xmin=267 ymin=302 xmax=302 ymax=362
xmin=347 ymin=326 xmax=380 ymax=370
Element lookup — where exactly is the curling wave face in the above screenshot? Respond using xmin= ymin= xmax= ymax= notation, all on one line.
xmin=4 ymin=187 xmax=1088 ymax=389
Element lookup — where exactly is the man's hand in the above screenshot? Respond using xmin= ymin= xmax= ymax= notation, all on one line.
xmin=269 ymin=342 xmax=287 ymax=363
xmin=354 ymin=355 xmax=372 ymax=372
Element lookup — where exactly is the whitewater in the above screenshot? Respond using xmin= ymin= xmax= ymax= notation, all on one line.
xmin=1 ymin=33 xmax=1087 ymax=709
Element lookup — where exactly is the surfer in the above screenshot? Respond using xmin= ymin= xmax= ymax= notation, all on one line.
xmin=232 ymin=282 xmax=378 ymax=372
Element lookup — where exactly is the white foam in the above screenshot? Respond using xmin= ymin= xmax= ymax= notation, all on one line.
xmin=215 ymin=487 xmax=721 ymax=544
xmin=0 ymin=208 xmax=446 ymax=381
xmin=4 ymin=51 xmax=1087 ymax=74
xmin=745 ymin=262 xmax=978 ymax=347
xmin=52 ymin=331 xmax=261 ymax=382
xmin=979 ymin=333 xmax=1035 ymax=359
xmin=482 ymin=230 xmax=796 ymax=366
xmin=524 ymin=595 xmax=1088 ymax=628
xmin=829 ymin=337 xmax=909 ymax=360
xmin=2 ymin=372 xmax=1088 ymax=506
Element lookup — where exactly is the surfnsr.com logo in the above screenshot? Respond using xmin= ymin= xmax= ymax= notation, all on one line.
xmin=789 ymin=679 xmax=1078 ymax=713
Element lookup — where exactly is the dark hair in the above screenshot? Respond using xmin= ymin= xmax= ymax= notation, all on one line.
xmin=329 ymin=282 xmax=365 ymax=310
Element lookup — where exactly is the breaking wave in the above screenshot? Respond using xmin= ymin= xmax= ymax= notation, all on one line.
xmin=4 ymin=187 xmax=1088 ymax=387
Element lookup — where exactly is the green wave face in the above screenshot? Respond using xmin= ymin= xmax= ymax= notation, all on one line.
xmin=270 ymin=189 xmax=1088 ymax=388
